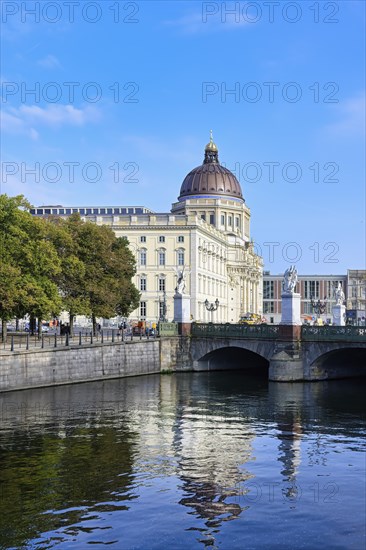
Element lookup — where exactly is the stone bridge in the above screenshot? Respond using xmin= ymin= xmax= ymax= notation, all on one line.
xmin=187 ymin=324 xmax=366 ymax=381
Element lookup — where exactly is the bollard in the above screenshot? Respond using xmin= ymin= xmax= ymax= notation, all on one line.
xmin=101 ymin=331 xmax=104 ymax=344
xmin=27 ymin=333 xmax=29 ymax=350
xmin=54 ymin=332 xmax=57 ymax=348
xmin=79 ymin=332 xmax=82 ymax=346
xmin=147 ymin=330 xmax=149 ymax=340
xmin=90 ymin=331 xmax=93 ymax=344
xmin=131 ymin=331 xmax=133 ymax=341
xmin=66 ymin=332 xmax=69 ymax=346
xmin=11 ymin=336 xmax=14 ymax=352
xmin=112 ymin=330 xmax=115 ymax=343
xmin=41 ymin=334 xmax=44 ymax=349
xmin=140 ymin=330 xmax=142 ymax=340
xmin=122 ymin=329 xmax=124 ymax=342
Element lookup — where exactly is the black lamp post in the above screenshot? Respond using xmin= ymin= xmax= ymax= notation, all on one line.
xmin=204 ymin=298 xmax=219 ymax=323
xmin=310 ymin=295 xmax=327 ymax=320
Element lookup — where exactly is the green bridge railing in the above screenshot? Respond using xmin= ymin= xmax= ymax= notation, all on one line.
xmin=191 ymin=323 xmax=280 ymax=339
xmin=301 ymin=325 xmax=366 ymax=342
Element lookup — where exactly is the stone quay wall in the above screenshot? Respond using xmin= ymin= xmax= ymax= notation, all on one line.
xmin=0 ymin=340 xmax=163 ymax=392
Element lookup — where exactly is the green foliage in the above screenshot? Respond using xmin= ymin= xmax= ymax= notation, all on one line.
xmin=0 ymin=195 xmax=140 ymax=333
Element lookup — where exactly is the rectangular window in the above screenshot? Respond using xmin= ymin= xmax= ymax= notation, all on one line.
xmin=140 ymin=301 xmax=146 ymax=319
xmin=210 ymin=214 xmax=215 ymax=225
xmin=100 ymin=208 xmax=106 ymax=214
xmin=159 ymin=278 xmax=165 ymax=292
xmin=66 ymin=209 xmax=71 ymax=214
xmin=235 ymin=217 xmax=239 ymax=227
xmin=263 ymin=281 xmax=274 ymax=299
xmin=72 ymin=209 xmax=78 ymax=213
xmin=159 ymin=236 xmax=165 ymax=243
xmin=178 ymin=236 xmax=184 ymax=243
xmin=140 ymin=236 xmax=146 ymax=242
xmin=92 ymin=208 xmax=99 ymax=214
xmin=113 ymin=208 xmax=120 ymax=214
xmin=44 ymin=209 xmax=51 ymax=214
xmin=86 ymin=208 xmax=92 ymax=215
xmin=201 ymin=214 xmax=206 ymax=221
xmin=36 ymin=209 xmax=43 ymax=215
xmin=263 ymin=301 xmax=274 ymax=313
xmin=107 ymin=208 xmax=112 ymax=214
xmin=59 ymin=209 xmax=65 ymax=215
xmin=140 ymin=251 xmax=147 ymax=266
xmin=159 ymin=252 xmax=165 ymax=266
xmin=304 ymin=281 xmax=319 ymax=299
xmin=121 ymin=208 xmax=126 ymax=214
xmin=178 ymin=252 xmax=184 ymax=266
xmin=79 ymin=208 xmax=85 ymax=215
xmin=140 ymin=277 xmax=146 ymax=291
xmin=228 ymin=216 xmax=232 ymax=226
xmin=221 ymin=214 xmax=225 ymax=225
xmin=30 ymin=209 xmax=35 ymax=215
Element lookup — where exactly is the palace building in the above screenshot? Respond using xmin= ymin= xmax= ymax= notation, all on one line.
xmin=31 ymin=135 xmax=264 ymax=324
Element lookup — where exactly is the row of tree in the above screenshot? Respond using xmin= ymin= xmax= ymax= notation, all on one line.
xmin=0 ymin=194 xmax=140 ymax=341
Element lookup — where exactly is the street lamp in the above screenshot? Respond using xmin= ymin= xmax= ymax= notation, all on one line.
xmin=159 ymin=291 xmax=167 ymax=322
xmin=310 ymin=295 xmax=327 ymax=321
xmin=204 ymin=298 xmax=219 ymax=323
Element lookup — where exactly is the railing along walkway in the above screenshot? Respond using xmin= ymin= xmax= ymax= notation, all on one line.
xmin=301 ymin=325 xmax=366 ymax=342
xmin=0 ymin=330 xmax=157 ymax=354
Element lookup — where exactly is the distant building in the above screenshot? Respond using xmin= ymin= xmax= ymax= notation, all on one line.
xmin=31 ymin=136 xmax=263 ymax=324
xmin=346 ymin=270 xmax=366 ymax=324
xmin=262 ymin=272 xmax=347 ymax=324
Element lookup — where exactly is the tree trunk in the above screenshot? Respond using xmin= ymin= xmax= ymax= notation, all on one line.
xmin=1 ymin=319 xmax=7 ymax=344
xmin=92 ymin=313 xmax=96 ymax=337
xmin=15 ymin=318 xmax=19 ymax=331
xmin=69 ymin=312 xmax=74 ymax=337
xmin=30 ymin=314 xmax=36 ymax=336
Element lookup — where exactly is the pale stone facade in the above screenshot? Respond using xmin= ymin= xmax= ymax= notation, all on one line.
xmin=31 ymin=137 xmax=263 ymax=324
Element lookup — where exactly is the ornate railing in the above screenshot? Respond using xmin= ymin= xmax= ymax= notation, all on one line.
xmin=301 ymin=325 xmax=366 ymax=342
xmin=158 ymin=322 xmax=178 ymax=336
xmin=191 ymin=323 xmax=280 ymax=339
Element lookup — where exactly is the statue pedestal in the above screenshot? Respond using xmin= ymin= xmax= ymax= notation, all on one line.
xmin=280 ymin=292 xmax=301 ymax=325
xmin=332 ymin=304 xmax=346 ymax=326
xmin=174 ymin=293 xmax=191 ymax=335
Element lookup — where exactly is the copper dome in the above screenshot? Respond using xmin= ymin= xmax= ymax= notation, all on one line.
xmin=178 ymin=135 xmax=244 ymax=201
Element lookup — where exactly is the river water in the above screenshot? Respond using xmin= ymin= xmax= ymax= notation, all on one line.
xmin=0 ymin=372 xmax=365 ymax=550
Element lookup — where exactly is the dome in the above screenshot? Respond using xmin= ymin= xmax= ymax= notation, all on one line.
xmin=178 ymin=134 xmax=244 ymax=201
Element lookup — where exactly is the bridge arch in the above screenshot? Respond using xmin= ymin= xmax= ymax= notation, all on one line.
xmin=308 ymin=347 xmax=366 ymax=380
xmin=191 ymin=339 xmax=274 ymax=373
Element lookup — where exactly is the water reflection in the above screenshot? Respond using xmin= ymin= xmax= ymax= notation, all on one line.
xmin=0 ymin=374 xmax=365 ymax=549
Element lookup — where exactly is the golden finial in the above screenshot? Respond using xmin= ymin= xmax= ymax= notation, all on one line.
xmin=205 ymin=130 xmax=218 ymax=152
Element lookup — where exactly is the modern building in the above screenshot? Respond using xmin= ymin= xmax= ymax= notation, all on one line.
xmin=31 ymin=136 xmax=263 ymax=324
xmin=346 ymin=270 xmax=366 ymax=324
xmin=263 ymin=272 xmax=348 ymax=324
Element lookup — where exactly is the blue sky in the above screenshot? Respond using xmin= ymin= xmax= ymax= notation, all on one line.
xmin=1 ymin=0 xmax=365 ymax=274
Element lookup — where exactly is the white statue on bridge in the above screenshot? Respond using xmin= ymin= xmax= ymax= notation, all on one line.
xmin=173 ymin=265 xmax=189 ymax=295
xmin=334 ymin=283 xmax=345 ymax=305
xmin=282 ymin=265 xmax=298 ymax=294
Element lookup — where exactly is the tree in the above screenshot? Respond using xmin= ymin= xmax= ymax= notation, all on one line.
xmin=0 ymin=195 xmax=62 ymax=341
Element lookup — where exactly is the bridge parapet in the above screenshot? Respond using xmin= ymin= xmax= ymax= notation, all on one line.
xmin=301 ymin=325 xmax=366 ymax=342
xmin=191 ymin=323 xmax=280 ymax=339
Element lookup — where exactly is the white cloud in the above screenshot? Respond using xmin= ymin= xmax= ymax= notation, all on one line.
xmin=1 ymin=104 xmax=101 ymax=139
xmin=37 ymin=54 xmax=61 ymax=69
xmin=163 ymin=8 xmax=250 ymax=34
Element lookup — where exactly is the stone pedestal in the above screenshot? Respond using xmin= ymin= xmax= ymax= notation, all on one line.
xmin=332 ymin=304 xmax=346 ymax=326
xmin=280 ymin=292 xmax=301 ymax=326
xmin=174 ymin=293 xmax=191 ymax=335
